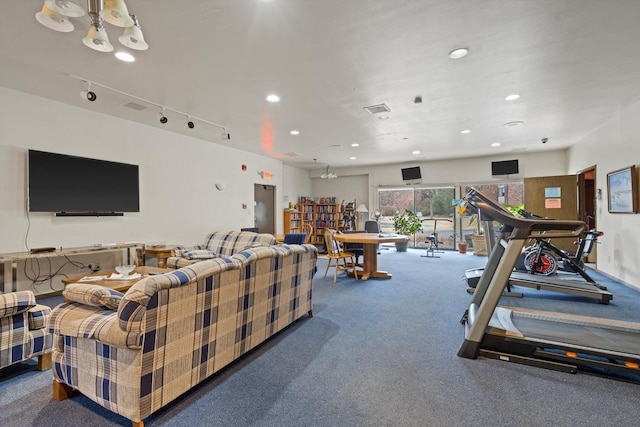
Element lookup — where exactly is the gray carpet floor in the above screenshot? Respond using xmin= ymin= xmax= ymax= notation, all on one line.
xmin=1 ymin=249 xmax=639 ymax=427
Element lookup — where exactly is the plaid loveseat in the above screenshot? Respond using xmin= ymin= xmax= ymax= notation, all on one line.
xmin=48 ymin=244 xmax=317 ymax=426
xmin=0 ymin=290 xmax=53 ymax=370
xmin=166 ymin=230 xmax=277 ymax=269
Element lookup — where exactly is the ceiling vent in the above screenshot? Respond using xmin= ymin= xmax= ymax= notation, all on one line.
xmin=363 ymin=103 xmax=391 ymax=115
xmin=122 ymin=101 xmax=147 ymax=111
xmin=281 ymin=152 xmax=302 ymax=158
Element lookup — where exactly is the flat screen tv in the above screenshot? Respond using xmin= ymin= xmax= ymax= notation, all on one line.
xmin=401 ymin=166 xmax=422 ymax=181
xmin=28 ymin=149 xmax=139 ymax=215
xmin=491 ymin=159 xmax=519 ymax=176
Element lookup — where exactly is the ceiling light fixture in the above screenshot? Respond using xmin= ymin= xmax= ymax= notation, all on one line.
xmin=266 ymin=94 xmax=280 ymax=102
xmin=505 ymin=94 xmax=520 ymax=101
xmin=448 ymin=47 xmax=469 ymax=59
xmin=290 ymin=130 xmax=300 ymax=135
xmin=36 ymin=0 xmax=148 ymax=53
xmin=412 ymin=150 xmax=420 ymax=155
xmin=491 ymin=142 xmax=501 ymax=147
xmin=461 ymin=129 xmax=471 ymax=134
xmin=351 ymin=143 xmax=359 ymax=147
xmin=378 ymin=115 xmax=390 ymax=120
xmin=115 ymin=51 xmax=134 ymax=62
xmin=321 ymin=165 xmax=338 ymax=179
xmin=350 ymin=157 xmax=356 ymax=160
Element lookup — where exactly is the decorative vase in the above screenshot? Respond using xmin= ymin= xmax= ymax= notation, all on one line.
xmin=458 ymin=242 xmax=468 ymax=254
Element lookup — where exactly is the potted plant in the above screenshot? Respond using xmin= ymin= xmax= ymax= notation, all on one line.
xmin=392 ymin=209 xmax=422 ymax=252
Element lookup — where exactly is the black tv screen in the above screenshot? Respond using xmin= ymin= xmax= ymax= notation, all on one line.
xmin=491 ymin=159 xmax=519 ymax=176
xmin=28 ymin=150 xmax=139 ymax=214
xmin=401 ymin=166 xmax=422 ymax=181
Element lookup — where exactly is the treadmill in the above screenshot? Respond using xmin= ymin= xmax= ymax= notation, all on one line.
xmin=464 ymin=212 xmax=613 ymax=304
xmin=458 ymin=188 xmax=640 ymax=377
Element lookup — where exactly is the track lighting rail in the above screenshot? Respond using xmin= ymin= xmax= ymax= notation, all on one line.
xmin=69 ymin=74 xmax=228 ymax=132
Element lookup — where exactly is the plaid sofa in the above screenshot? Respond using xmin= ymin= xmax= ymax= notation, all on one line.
xmin=0 ymin=290 xmax=53 ymax=370
xmin=166 ymin=230 xmax=277 ymax=269
xmin=48 ymin=244 xmax=317 ymax=426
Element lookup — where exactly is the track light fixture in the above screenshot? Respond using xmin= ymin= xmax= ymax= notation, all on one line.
xmin=187 ymin=118 xmax=195 ymax=129
xmin=80 ymin=81 xmax=97 ymax=101
xmin=36 ymin=0 xmax=149 ymax=53
xmin=158 ymin=108 xmax=168 ymax=124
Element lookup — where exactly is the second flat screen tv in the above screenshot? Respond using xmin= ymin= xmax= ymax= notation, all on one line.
xmin=401 ymin=166 xmax=422 ymax=181
xmin=28 ymin=149 xmax=139 ymax=214
xmin=491 ymin=159 xmax=519 ymax=176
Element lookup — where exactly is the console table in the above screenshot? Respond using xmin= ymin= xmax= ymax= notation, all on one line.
xmin=0 ymin=243 xmax=142 ymax=294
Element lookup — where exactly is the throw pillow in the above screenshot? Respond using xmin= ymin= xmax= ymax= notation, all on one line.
xmin=183 ymin=249 xmax=217 ymax=260
xmin=63 ymin=284 xmax=124 ymax=310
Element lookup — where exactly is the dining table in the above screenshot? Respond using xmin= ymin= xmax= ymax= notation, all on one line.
xmin=332 ymin=232 xmax=408 ymax=280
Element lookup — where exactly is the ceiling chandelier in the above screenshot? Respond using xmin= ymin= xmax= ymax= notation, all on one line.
xmin=35 ymin=0 xmax=148 ymax=53
xmin=321 ymin=165 xmax=338 ymax=179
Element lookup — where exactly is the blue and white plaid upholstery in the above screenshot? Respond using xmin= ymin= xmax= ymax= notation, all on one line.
xmin=167 ymin=231 xmax=277 ymax=268
xmin=1 ymin=290 xmax=53 ymax=369
xmin=48 ymin=244 xmax=317 ymax=424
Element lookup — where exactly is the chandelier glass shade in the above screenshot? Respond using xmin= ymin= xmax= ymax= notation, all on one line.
xmin=36 ymin=0 xmax=148 ymax=52
xmin=321 ymin=165 xmax=338 ymax=179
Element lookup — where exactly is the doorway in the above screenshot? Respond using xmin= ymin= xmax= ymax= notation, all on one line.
xmin=254 ymin=184 xmax=275 ymax=234
xmin=577 ymin=166 xmax=597 ymax=263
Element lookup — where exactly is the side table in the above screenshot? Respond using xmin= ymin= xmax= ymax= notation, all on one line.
xmin=137 ymin=246 xmax=174 ymax=268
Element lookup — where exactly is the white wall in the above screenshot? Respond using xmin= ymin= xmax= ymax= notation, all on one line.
xmin=567 ymin=99 xmax=640 ymax=288
xmin=282 ymin=164 xmax=312 ymax=208
xmin=310 ymin=150 xmax=568 ymax=211
xmin=0 ymin=88 xmax=298 ymax=253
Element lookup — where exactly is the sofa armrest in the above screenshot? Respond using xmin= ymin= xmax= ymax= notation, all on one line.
xmin=0 ymin=290 xmax=35 ymax=317
xmin=28 ymin=304 xmax=51 ymax=330
xmin=166 ymin=256 xmax=201 ymax=269
xmin=48 ymin=302 xmax=141 ymax=349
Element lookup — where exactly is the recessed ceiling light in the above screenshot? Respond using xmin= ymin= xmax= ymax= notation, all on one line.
xmin=266 ymin=94 xmax=280 ymax=102
xmin=115 ymin=51 xmax=135 ymax=62
xmin=448 ymin=47 xmax=469 ymax=59
xmin=461 ymin=129 xmax=471 ymax=134
xmin=379 ymin=115 xmax=389 ymax=120
xmin=505 ymin=94 xmax=520 ymax=101
xmin=351 ymin=143 xmax=359 ymax=147
xmin=290 ymin=130 xmax=300 ymax=135
xmin=349 ymin=157 xmax=356 ymax=160
xmin=491 ymin=142 xmax=501 ymax=147
xmin=503 ymin=121 xmax=524 ymax=127
xmin=412 ymin=150 xmax=420 ymax=155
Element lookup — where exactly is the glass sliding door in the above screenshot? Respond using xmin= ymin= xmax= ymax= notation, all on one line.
xmin=377 ymin=187 xmax=456 ymax=249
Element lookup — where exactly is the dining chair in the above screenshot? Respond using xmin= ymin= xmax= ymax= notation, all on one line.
xmin=301 ymin=223 xmax=314 ymax=244
xmin=323 ymin=229 xmax=358 ymax=283
xmin=340 ymin=229 xmax=364 ymax=265
xmin=283 ymin=233 xmax=307 ymax=244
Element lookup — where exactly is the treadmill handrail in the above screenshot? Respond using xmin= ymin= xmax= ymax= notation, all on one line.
xmin=465 ymin=188 xmax=585 ymax=239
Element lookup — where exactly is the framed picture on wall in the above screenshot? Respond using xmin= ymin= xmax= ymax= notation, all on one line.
xmin=607 ymin=165 xmax=638 ymax=213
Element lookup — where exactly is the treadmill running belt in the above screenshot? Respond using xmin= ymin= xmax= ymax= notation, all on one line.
xmin=512 ymin=315 xmax=640 ymax=356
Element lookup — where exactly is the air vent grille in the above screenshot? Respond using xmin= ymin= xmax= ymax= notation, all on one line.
xmin=363 ymin=103 xmax=391 ymax=115
xmin=122 ymin=101 xmax=147 ymax=111
xmin=281 ymin=152 xmax=302 ymax=158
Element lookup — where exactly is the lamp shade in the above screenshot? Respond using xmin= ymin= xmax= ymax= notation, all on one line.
xmin=45 ymin=0 xmax=85 ymax=18
xmin=83 ymin=24 xmax=114 ymax=52
xmin=355 ymin=204 xmax=369 ymax=213
xmin=100 ymin=0 xmax=134 ymax=27
xmin=118 ymin=24 xmax=148 ymax=50
xmin=36 ymin=5 xmax=74 ymax=32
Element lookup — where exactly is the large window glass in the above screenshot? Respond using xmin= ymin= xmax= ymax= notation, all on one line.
xmin=377 ymin=187 xmax=455 ymax=249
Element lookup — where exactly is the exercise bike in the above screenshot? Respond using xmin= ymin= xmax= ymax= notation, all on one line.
xmin=516 ymin=209 xmax=605 ymax=287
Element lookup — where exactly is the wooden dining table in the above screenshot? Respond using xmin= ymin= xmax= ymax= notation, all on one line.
xmin=332 ymin=232 xmax=408 ymax=280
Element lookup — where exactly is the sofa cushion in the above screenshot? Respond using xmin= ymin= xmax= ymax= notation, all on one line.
xmin=63 ymin=284 xmax=124 ymax=310
xmin=28 ymin=304 xmax=51 ymax=330
xmin=0 ymin=290 xmax=36 ymax=317
xmin=182 ymin=249 xmax=217 ymax=260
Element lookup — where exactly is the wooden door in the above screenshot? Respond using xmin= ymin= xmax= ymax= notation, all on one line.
xmin=524 ymin=175 xmax=579 ymax=252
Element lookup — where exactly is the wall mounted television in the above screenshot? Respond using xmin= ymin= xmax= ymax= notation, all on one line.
xmin=401 ymin=166 xmax=422 ymax=181
xmin=491 ymin=159 xmax=519 ymax=176
xmin=28 ymin=149 xmax=139 ymax=216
